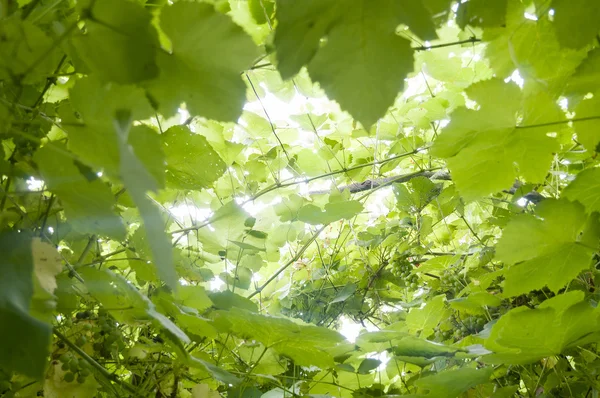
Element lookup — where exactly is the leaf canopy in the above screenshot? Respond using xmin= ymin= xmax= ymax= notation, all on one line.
xmin=2 ymin=0 xmax=600 ymax=396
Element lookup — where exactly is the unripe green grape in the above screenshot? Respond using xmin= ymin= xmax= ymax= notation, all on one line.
xmin=79 ymin=368 xmax=90 ymax=377
xmin=64 ymin=372 xmax=75 ymax=383
xmin=79 ymin=360 xmax=90 ymax=370
xmin=58 ymin=353 xmax=70 ymax=363
xmin=83 ymin=323 xmax=92 ymax=331
xmin=77 ymin=375 xmax=86 ymax=384
xmin=61 ymin=363 xmax=69 ymax=371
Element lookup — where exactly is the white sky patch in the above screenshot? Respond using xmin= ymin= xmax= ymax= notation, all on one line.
xmin=366 ymin=187 xmax=393 ymax=220
xmin=210 ymin=276 xmax=225 ymax=291
xmin=280 ymin=168 xmax=294 ymax=181
xmin=402 ymin=75 xmax=428 ymax=100
xmin=516 ymin=197 xmax=529 ymax=207
xmin=245 ymin=91 xmax=305 ymax=123
xmin=339 ymin=316 xmax=363 ymax=342
xmin=47 ymin=226 xmax=54 ymax=234
xmin=169 ymin=203 xmax=213 ymax=224
xmin=240 ymin=196 xmax=282 ymax=217
xmin=524 ymin=12 xmax=538 ymax=21
xmin=368 ymin=350 xmax=391 ymax=372
xmin=338 ymin=316 xmax=380 ymax=343
xmin=27 ymin=176 xmax=44 ymax=191
xmin=438 ymin=119 xmax=450 ymax=129
xmin=505 ymin=69 xmax=524 ymax=88
xmin=558 ymin=97 xmax=569 ymax=111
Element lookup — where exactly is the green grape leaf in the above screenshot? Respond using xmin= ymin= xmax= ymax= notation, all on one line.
xmin=457 ymin=0 xmax=508 ymax=28
xmin=329 ymin=283 xmax=357 ymax=305
xmin=248 ymin=0 xmax=274 ymax=24
xmin=113 ymin=109 xmax=177 ymax=291
xmin=239 ymin=254 xmax=265 ymax=272
xmin=148 ymin=2 xmax=260 ymax=121
xmin=162 ymin=126 xmax=226 ymax=190
xmin=0 ymin=232 xmax=51 ymax=379
xmin=485 ymin=13 xmax=586 ymax=87
xmin=414 ymin=367 xmax=493 ymax=397
xmin=72 ymin=0 xmax=159 ymax=83
xmin=129 ymin=125 xmax=166 ymax=189
xmin=393 ymin=176 xmax=440 ymax=211
xmin=32 ymin=238 xmax=63 ymax=295
xmin=496 ymin=199 xmax=595 ymax=296
xmin=196 ymin=201 xmax=250 ymax=255
xmin=177 ymin=314 xmax=218 ymax=339
xmin=357 ymin=358 xmax=381 ymax=374
xmin=80 ymin=267 xmax=189 ymax=343
xmin=449 ymin=292 xmax=502 ymax=315
xmin=357 ymin=330 xmax=460 ymax=358
xmin=66 ymin=76 xmax=155 ymax=178
xmin=275 ymin=0 xmax=438 ymax=128
xmin=484 ymin=291 xmax=600 ymax=364
xmin=565 ymin=48 xmax=600 ymax=98
xmin=552 ymin=0 xmax=600 ymax=49
xmin=0 ymin=17 xmax=61 ymax=83
xmin=213 ymin=308 xmax=344 ymax=368
xmin=297 ymin=200 xmax=363 ymax=225
xmin=178 ymin=286 xmax=213 ymax=312
xmin=573 ymin=96 xmax=600 ymax=152
xmin=431 ymin=79 xmax=561 ymax=199
xmin=208 ymin=290 xmax=258 ymax=312
xmin=563 ymin=168 xmax=600 ymax=213
xmin=34 ymin=144 xmax=126 ymax=240
xmin=406 ymin=295 xmax=449 ymax=337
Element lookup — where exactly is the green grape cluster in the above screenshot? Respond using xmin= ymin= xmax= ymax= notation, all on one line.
xmin=91 ymin=310 xmax=124 ymax=358
xmin=433 ymin=327 xmax=452 ymax=341
xmin=452 ymin=316 xmax=486 ymax=339
xmin=391 ymin=256 xmax=418 ymax=289
xmin=58 ymin=352 xmax=91 ymax=384
xmin=439 ymin=270 xmax=466 ymax=292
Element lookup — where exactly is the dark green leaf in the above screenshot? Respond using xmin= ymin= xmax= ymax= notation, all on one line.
xmin=148 ymin=2 xmax=260 ymax=121
xmin=0 ymin=232 xmax=51 ymax=379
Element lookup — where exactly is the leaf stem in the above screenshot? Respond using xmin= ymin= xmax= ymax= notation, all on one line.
xmin=412 ymin=37 xmax=481 ymax=51
xmin=517 ymin=115 xmax=600 ymax=129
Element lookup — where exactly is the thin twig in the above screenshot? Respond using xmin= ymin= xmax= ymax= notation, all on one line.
xmin=412 ymin=37 xmax=481 ymax=51
xmin=247 ymin=226 xmax=326 ymax=299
